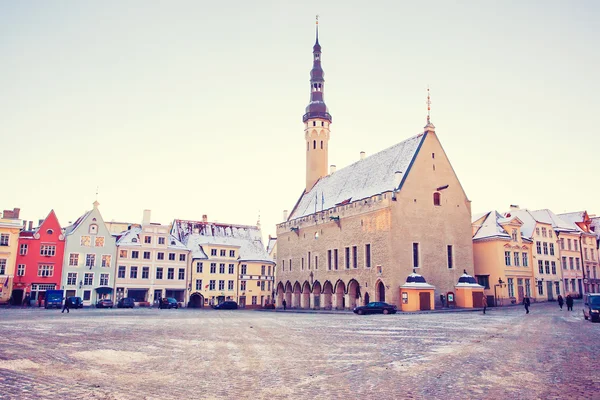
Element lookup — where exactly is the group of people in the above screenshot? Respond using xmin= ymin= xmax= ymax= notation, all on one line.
xmin=556 ymin=294 xmax=574 ymax=311
xmin=482 ymin=294 xmax=576 ymax=315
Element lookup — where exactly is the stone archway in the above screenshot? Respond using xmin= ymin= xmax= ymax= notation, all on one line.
xmin=285 ymin=281 xmax=293 ymax=308
xmin=377 ymin=280 xmax=386 ymax=302
xmin=313 ymin=281 xmax=322 ymax=309
xmin=276 ymin=282 xmax=285 ymax=308
xmin=189 ymin=293 xmax=204 ymax=308
xmin=347 ymin=279 xmax=360 ymax=309
xmin=364 ymin=292 xmax=370 ymax=305
xmin=334 ymin=280 xmax=346 ymax=310
xmin=301 ymin=281 xmax=311 ymax=309
xmin=322 ymin=281 xmax=333 ymax=310
xmin=293 ymin=282 xmax=302 ymax=308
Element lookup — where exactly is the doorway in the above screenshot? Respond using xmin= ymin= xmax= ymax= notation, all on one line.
xmin=11 ymin=289 xmax=23 ymax=305
xmin=419 ymin=292 xmax=431 ymax=310
xmin=546 ymin=281 xmax=554 ymax=300
xmin=377 ymin=281 xmax=385 ymax=302
xmin=364 ymin=292 xmax=370 ymax=305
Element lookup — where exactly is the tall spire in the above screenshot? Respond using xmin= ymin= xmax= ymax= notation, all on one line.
xmin=425 ymin=85 xmax=435 ymax=132
xmin=303 ymin=16 xmax=331 ymax=123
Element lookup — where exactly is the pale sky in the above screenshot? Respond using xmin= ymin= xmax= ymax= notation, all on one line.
xmin=1 ymin=1 xmax=599 ymax=240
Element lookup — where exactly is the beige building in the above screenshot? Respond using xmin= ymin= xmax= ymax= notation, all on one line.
xmin=115 ymin=210 xmax=189 ymax=305
xmin=172 ymin=217 xmax=274 ymax=309
xmin=0 ymin=208 xmax=22 ymax=304
xmin=275 ymin=29 xmax=474 ymax=310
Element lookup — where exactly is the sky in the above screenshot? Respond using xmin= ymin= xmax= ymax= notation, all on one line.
xmin=1 ymin=0 xmax=599 ymax=241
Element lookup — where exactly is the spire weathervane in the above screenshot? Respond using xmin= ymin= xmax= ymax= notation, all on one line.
xmin=426 ymin=86 xmax=431 ymax=125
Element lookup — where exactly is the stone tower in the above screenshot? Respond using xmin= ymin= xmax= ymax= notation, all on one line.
xmin=303 ymin=18 xmax=332 ymax=193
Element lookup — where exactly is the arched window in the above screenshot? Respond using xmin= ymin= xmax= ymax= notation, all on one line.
xmin=313 ymin=121 xmax=316 ymax=126
xmin=433 ymin=192 xmax=441 ymax=206
xmin=313 ymin=140 xmax=316 ymax=149
xmin=320 ymin=141 xmax=323 ymax=149
xmin=321 ymin=121 xmax=324 ymax=126
xmin=89 ymin=224 xmax=98 ymax=234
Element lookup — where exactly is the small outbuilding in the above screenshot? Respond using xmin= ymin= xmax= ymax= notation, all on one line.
xmin=399 ymin=272 xmax=435 ymax=312
xmin=454 ymin=270 xmax=485 ymax=308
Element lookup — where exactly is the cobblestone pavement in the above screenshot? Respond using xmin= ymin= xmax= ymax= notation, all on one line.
xmin=1 ymin=302 xmax=598 ymax=400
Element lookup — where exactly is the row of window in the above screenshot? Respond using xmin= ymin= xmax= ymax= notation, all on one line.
xmin=535 ymin=242 xmax=555 ymax=256
xmin=195 ymin=279 xmax=272 ymax=292
xmin=196 ymin=262 xmax=272 ymax=276
xmin=80 ymin=235 xmax=106 ymax=247
xmin=142 ymin=236 xmax=167 ymax=245
xmin=68 ymin=254 xmax=112 ymax=268
xmin=119 ymin=250 xmax=186 ymax=262
xmin=66 ymin=272 xmax=109 ymax=286
xmin=560 ymin=238 xmax=579 ymax=252
xmin=209 ymin=249 xmax=236 ymax=258
xmin=18 ymin=244 xmax=59 ymax=256
xmin=504 ymin=251 xmax=529 ymax=267
xmin=586 ymin=266 xmax=598 ymax=279
xmin=15 ymin=264 xmax=55 ymax=277
xmin=535 ymin=227 xmax=553 ymax=239
xmin=537 ymin=260 xmax=557 ymax=275
xmin=561 ymin=256 xmax=581 ymax=270
xmin=117 ymin=266 xmax=185 ymax=280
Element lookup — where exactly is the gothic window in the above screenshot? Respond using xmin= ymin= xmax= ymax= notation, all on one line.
xmin=313 ymin=140 xmax=316 ymax=149
xmin=433 ymin=192 xmax=441 ymax=206
xmin=313 ymin=121 xmax=316 ymax=126
xmin=320 ymin=141 xmax=323 ymax=149
xmin=321 ymin=121 xmax=324 ymax=126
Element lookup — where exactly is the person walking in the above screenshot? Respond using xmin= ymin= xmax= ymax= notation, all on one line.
xmin=482 ymin=295 xmax=488 ymax=314
xmin=566 ymin=294 xmax=573 ymax=311
xmin=557 ymin=295 xmax=564 ymax=310
xmin=61 ymin=297 xmax=70 ymax=314
xmin=282 ymin=299 xmax=287 ymax=311
xmin=523 ymin=295 xmax=531 ymax=314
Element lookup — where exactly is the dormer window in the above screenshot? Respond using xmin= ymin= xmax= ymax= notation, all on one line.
xmin=512 ymin=229 xmax=518 ymax=241
xmin=89 ymin=224 xmax=98 ymax=234
xmin=132 ymin=238 xmax=138 ymax=243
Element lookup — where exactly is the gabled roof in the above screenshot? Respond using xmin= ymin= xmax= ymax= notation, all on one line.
xmin=473 ymin=211 xmax=511 ymax=241
xmin=557 ymin=211 xmax=595 ymax=235
xmin=266 ymin=237 xmax=277 ymax=255
xmin=116 ymin=226 xmax=187 ymax=250
xmin=530 ymin=209 xmax=579 ymax=233
xmin=590 ymin=217 xmax=600 ymax=240
xmin=288 ymin=132 xmax=427 ymax=220
xmin=64 ymin=210 xmax=92 ymax=235
xmin=171 ymin=219 xmax=273 ymax=263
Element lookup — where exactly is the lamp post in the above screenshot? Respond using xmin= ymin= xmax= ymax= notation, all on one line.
xmin=494 ymin=278 xmax=505 ymax=307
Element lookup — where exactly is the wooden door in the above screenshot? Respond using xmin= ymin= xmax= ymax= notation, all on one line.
xmin=472 ymin=291 xmax=484 ymax=308
xmin=517 ymin=286 xmax=524 ymax=303
xmin=419 ymin=292 xmax=431 ymax=310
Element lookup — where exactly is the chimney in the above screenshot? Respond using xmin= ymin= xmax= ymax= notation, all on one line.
xmin=330 ymin=165 xmax=336 ymax=174
xmin=510 ymin=205 xmax=520 ymax=211
xmin=142 ymin=210 xmax=151 ymax=225
xmin=394 ymin=171 xmax=403 ymax=189
xmin=283 ymin=210 xmax=289 ymax=221
xmin=202 ymin=214 xmax=208 ymax=223
xmin=360 ymin=151 xmax=365 ymax=160
xmin=38 ymin=219 xmax=44 ymax=227
xmin=22 ymin=221 xmax=26 ymax=230
xmin=28 ymin=221 xmax=33 ymax=231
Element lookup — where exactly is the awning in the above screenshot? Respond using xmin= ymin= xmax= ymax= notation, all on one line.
xmin=95 ymin=287 xmax=113 ymax=294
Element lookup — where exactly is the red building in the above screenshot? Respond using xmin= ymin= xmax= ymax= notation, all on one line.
xmin=13 ymin=210 xmax=65 ymax=306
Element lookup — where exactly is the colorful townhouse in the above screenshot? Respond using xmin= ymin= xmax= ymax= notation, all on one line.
xmin=472 ymin=211 xmax=534 ymax=306
xmin=529 ymin=209 xmax=584 ymax=298
xmin=510 ymin=208 xmax=562 ymax=301
xmin=115 ymin=210 xmax=189 ymax=305
xmin=61 ymin=201 xmax=117 ymax=306
xmin=559 ymin=211 xmax=599 ymax=294
xmin=13 ymin=210 xmax=65 ymax=306
xmin=172 ymin=216 xmax=275 ymax=309
xmin=0 ymin=208 xmax=22 ymax=305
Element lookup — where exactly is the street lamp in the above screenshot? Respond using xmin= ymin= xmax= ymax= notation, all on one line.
xmin=494 ymin=278 xmax=505 ymax=307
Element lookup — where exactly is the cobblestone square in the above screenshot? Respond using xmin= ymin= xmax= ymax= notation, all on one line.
xmin=1 ymin=302 xmax=598 ymax=400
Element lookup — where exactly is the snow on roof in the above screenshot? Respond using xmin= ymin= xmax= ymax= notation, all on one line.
xmin=64 ymin=210 xmax=92 ymax=235
xmin=590 ymin=217 xmax=600 ymax=239
xmin=530 ymin=209 xmax=579 ymax=232
xmin=509 ymin=210 xmax=539 ymax=238
xmin=171 ymin=219 xmax=273 ymax=263
xmin=266 ymin=237 xmax=277 ymax=255
xmin=471 ymin=212 xmax=489 ymax=223
xmin=473 ymin=211 xmax=511 ymax=241
xmin=116 ymin=227 xmax=142 ymax=246
xmin=289 ymin=133 xmax=426 ymax=220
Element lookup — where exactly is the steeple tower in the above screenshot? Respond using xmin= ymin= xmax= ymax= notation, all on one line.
xmin=304 ymin=15 xmax=332 ymax=192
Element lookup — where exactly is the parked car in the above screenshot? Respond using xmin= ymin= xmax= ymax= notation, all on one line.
xmin=159 ymin=297 xmax=179 ymax=309
xmin=117 ymin=297 xmax=135 ymax=309
xmin=96 ymin=299 xmax=114 ymax=308
xmin=212 ymin=301 xmax=238 ymax=310
xmin=44 ymin=290 xmax=64 ymax=309
xmin=353 ymin=302 xmax=397 ymax=315
xmin=67 ymin=296 xmax=83 ymax=309
xmin=583 ymin=293 xmax=600 ymax=322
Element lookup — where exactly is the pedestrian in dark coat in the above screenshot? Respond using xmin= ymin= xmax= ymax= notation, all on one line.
xmin=523 ymin=295 xmax=531 ymax=314
xmin=282 ymin=299 xmax=287 ymax=311
xmin=482 ymin=295 xmax=488 ymax=314
xmin=61 ymin=297 xmax=70 ymax=313
xmin=566 ymin=295 xmax=574 ymax=311
xmin=557 ymin=295 xmax=564 ymax=310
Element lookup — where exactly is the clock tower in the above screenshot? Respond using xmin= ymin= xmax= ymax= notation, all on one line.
xmin=303 ymin=17 xmax=332 ymax=193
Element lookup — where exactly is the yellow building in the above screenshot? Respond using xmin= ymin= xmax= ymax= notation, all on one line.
xmin=472 ymin=211 xmax=534 ymax=306
xmin=172 ymin=216 xmax=275 ymax=309
xmin=0 ymin=208 xmax=23 ymax=305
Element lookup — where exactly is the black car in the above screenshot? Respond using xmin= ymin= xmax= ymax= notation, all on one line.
xmin=159 ymin=297 xmax=179 ymax=309
xmin=353 ymin=302 xmax=397 ymax=315
xmin=213 ymin=301 xmax=238 ymax=310
xmin=117 ymin=297 xmax=135 ymax=309
xmin=67 ymin=296 xmax=83 ymax=309
xmin=583 ymin=293 xmax=600 ymax=322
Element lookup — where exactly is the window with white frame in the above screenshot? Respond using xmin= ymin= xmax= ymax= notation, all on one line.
xmin=131 ymin=251 xmax=139 ymax=259
xmin=541 ymin=227 xmax=547 ymax=237
xmin=210 ymin=263 xmax=216 ymax=273
xmin=143 ymin=251 xmax=151 ymax=260
xmin=158 ymin=237 xmax=165 ymax=245
xmin=67 ymin=272 xmax=77 ymax=285
xmin=543 ymin=243 xmax=548 ymax=255
xmin=196 ymin=279 xmax=202 ymax=290
xmin=118 ymin=266 xmax=126 ymax=278
xmin=535 ymin=228 xmax=540 ymax=236
xmin=555 ymin=281 xmax=560 ymax=295
xmin=17 ymin=264 xmax=25 ymax=276
xmin=228 ymin=280 xmax=234 ymax=290
xmin=130 ymin=266 xmax=138 ymax=279
xmin=168 ymin=253 xmax=175 ymax=261
xmin=167 ymin=268 xmax=174 ymax=279
xmin=538 ymin=260 xmax=543 ymax=274
xmin=218 ymin=280 xmax=225 ymax=290
xmin=119 ymin=250 xmax=127 ymax=258
xmin=536 ymin=242 xmax=541 ymax=254
xmin=69 ymin=253 xmax=79 ymax=266
xmin=562 ymin=257 xmax=567 ymax=269
xmin=144 ymin=236 xmax=151 ymax=244
xmin=576 ymin=258 xmax=580 ymax=269
xmin=514 ymin=252 xmax=520 ymax=267
xmin=84 ymin=273 xmax=94 ymax=285
xmin=197 ymin=262 xmax=203 ymax=273
xmin=101 ymin=255 xmax=111 ymax=268
xmin=229 ymin=250 xmax=235 ymax=257
xmin=507 ymin=278 xmax=514 ymax=297
xmin=80 ymin=235 xmax=91 ymax=247
xmin=94 ymin=237 xmax=105 ymax=247
xmin=505 ymin=251 xmax=511 ymax=266
xmin=209 ymin=280 xmax=215 ymax=290
xmin=0 ymin=234 xmax=9 ymax=246
xmin=85 ymin=254 xmax=95 ymax=267
xmin=228 ymin=264 xmax=234 ymax=274
xmin=100 ymin=273 xmax=109 ymax=286
xmin=219 ymin=263 xmax=225 ymax=274
xmin=240 ymin=280 xmax=246 ymax=291
xmin=211 ymin=249 xmax=217 ymax=256
xmin=142 ymin=267 xmax=149 ymax=279
xmin=549 ymin=243 xmax=555 ymax=256
xmin=157 ymin=252 xmax=164 ymax=260
xmin=156 ymin=267 xmax=163 ymax=279
xmin=178 ymin=268 xmax=185 ymax=280
xmin=511 ymin=229 xmax=518 ymax=241
xmin=537 ymin=281 xmax=543 ymax=295
xmin=0 ymin=259 xmax=5 ymax=275
xmin=241 ymin=264 xmax=247 ymax=275
xmin=19 ymin=243 xmax=28 ymax=255
xmin=220 ymin=250 xmax=226 ymax=257
xmin=179 ymin=254 xmax=186 ymax=262
xmin=551 ymin=261 xmax=556 ymax=275
xmin=545 ymin=261 xmax=550 ymax=274
xmin=522 ymin=252 xmax=528 ymax=267
xmin=574 ymin=240 xmax=578 ymax=251
xmin=40 ymin=245 xmax=56 ymax=256
xmin=525 ymin=279 xmax=531 ymax=297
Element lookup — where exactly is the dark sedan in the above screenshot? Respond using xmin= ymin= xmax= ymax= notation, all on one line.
xmin=353 ymin=302 xmax=397 ymax=315
xmin=159 ymin=297 xmax=179 ymax=309
xmin=96 ymin=299 xmax=114 ymax=308
xmin=212 ymin=301 xmax=238 ymax=310
xmin=117 ymin=297 xmax=135 ymax=309
xmin=67 ymin=297 xmax=83 ymax=309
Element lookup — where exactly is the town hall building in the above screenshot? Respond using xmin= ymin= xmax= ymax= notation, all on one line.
xmin=275 ymin=22 xmax=476 ymax=310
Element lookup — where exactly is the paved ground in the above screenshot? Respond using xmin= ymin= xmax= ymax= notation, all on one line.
xmin=0 ymin=301 xmax=598 ymax=400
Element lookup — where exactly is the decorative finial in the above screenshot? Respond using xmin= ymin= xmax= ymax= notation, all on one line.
xmin=463 ymin=269 xmax=467 ymax=275
xmin=315 ymin=14 xmax=319 ymax=41
xmin=426 ymin=86 xmax=431 ymax=125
